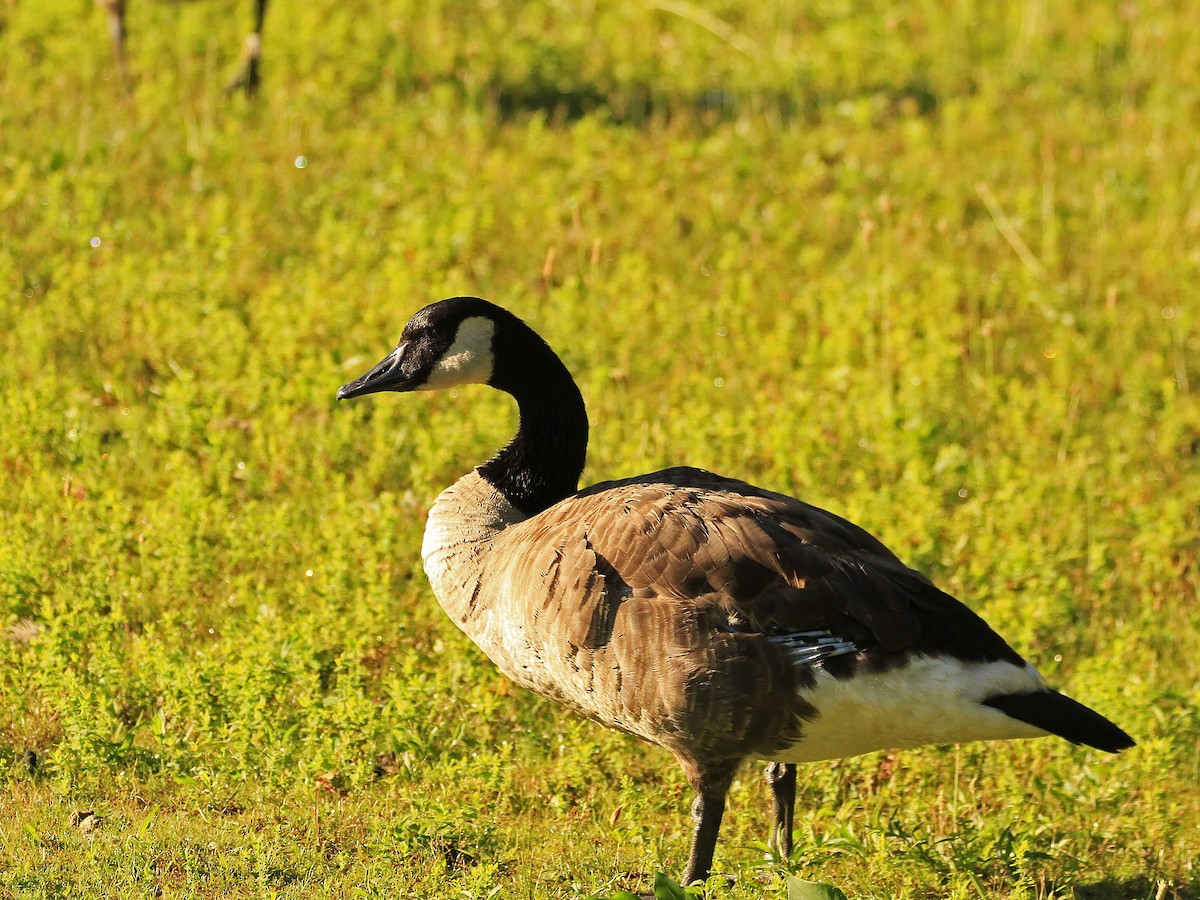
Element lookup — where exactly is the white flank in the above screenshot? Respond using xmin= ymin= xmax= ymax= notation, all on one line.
xmin=421 ymin=316 xmax=497 ymax=390
xmin=771 ymin=655 xmax=1050 ymax=763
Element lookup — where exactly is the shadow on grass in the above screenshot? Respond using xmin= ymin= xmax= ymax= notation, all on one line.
xmin=420 ymin=74 xmax=941 ymax=129
xmin=1074 ymin=876 xmax=1197 ymax=900
xmin=6 ymin=746 xmax=41 ymax=777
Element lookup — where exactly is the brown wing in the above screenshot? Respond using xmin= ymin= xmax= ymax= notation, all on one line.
xmin=478 ymin=466 xmax=1024 ymax=759
xmin=503 ymin=466 xmax=1023 ymax=665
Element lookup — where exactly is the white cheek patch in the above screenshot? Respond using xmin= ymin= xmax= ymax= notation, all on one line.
xmin=421 ymin=316 xmax=496 ymax=390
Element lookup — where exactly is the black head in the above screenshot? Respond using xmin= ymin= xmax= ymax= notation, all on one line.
xmin=337 ymin=297 xmax=512 ymax=400
xmin=337 ymin=296 xmax=589 ymax=514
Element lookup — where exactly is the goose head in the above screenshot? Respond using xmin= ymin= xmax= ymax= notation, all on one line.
xmin=336 ymin=296 xmax=589 ymax=515
xmin=336 ymin=297 xmax=510 ymax=399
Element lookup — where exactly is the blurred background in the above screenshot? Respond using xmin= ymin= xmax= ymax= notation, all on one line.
xmin=1 ymin=2 xmax=1197 ymax=897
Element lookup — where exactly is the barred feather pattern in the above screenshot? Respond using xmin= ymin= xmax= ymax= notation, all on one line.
xmin=422 ymin=466 xmax=1037 ymax=768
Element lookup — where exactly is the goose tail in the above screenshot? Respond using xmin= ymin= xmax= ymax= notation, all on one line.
xmin=983 ymin=689 xmax=1135 ymax=753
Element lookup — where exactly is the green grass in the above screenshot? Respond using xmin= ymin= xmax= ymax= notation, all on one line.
xmin=1 ymin=0 xmax=1198 ymax=896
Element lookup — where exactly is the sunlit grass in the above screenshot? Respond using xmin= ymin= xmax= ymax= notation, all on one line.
xmin=1 ymin=1 xmax=1197 ymax=897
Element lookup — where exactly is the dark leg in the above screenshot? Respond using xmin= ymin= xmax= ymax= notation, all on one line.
xmin=96 ymin=0 xmax=128 ymax=86
xmin=764 ymin=762 xmax=796 ymax=859
xmin=677 ymin=759 xmax=739 ymax=888
xmin=226 ymin=0 xmax=268 ymax=95
xmin=681 ymin=794 xmax=726 ymax=887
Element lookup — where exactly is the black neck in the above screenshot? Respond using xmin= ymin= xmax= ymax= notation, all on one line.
xmin=477 ymin=335 xmax=588 ymax=516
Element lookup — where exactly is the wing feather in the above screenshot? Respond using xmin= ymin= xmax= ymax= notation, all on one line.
xmin=499 ymin=467 xmax=1020 ymax=665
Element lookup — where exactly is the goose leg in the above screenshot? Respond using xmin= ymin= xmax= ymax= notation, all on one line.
xmin=764 ymin=762 xmax=796 ymax=859
xmin=96 ymin=0 xmax=128 ymax=86
xmin=679 ymin=761 xmax=738 ymax=887
xmin=681 ymin=794 xmax=726 ymax=887
xmin=226 ymin=0 xmax=268 ymax=95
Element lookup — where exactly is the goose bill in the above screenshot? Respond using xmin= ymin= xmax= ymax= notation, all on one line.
xmin=337 ymin=344 xmax=416 ymax=400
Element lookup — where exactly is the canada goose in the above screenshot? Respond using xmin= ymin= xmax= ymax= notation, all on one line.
xmin=337 ymin=297 xmax=1135 ymax=887
xmin=94 ymin=0 xmax=268 ymax=95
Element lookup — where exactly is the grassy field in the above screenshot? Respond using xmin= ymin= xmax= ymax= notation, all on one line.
xmin=2 ymin=1 xmax=1198 ymax=897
